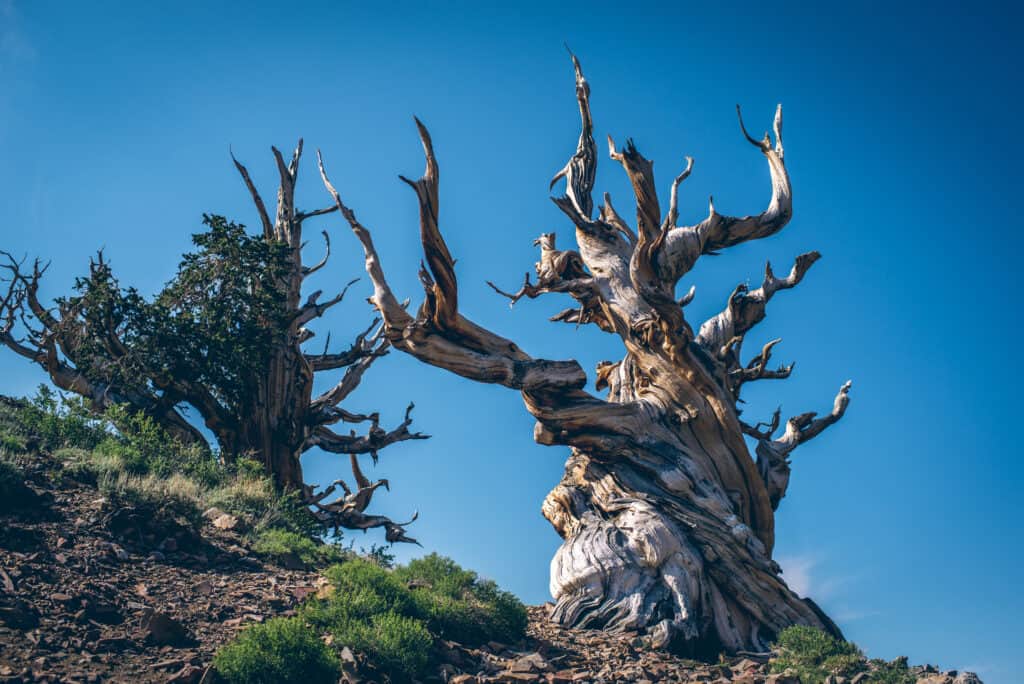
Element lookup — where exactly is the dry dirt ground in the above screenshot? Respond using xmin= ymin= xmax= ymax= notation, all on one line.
xmin=0 ymin=458 xmax=977 ymax=684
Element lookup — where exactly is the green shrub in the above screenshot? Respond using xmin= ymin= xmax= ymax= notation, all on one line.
xmin=252 ymin=529 xmax=345 ymax=567
xmin=364 ymin=612 xmax=432 ymax=678
xmin=303 ymin=555 xmax=526 ymax=679
xmin=322 ymin=558 xmax=415 ymax=614
xmin=22 ymin=387 xmax=108 ymax=452
xmin=771 ymin=625 xmax=865 ymax=683
xmin=0 ymin=388 xmax=107 ymax=453
xmin=867 ymin=656 xmax=916 ymax=684
xmin=0 ymin=433 xmax=26 ymax=453
xmin=213 ymin=617 xmax=339 ymax=684
xmin=95 ymin=405 xmax=224 ymax=486
xmin=395 ymin=553 xmax=527 ymax=646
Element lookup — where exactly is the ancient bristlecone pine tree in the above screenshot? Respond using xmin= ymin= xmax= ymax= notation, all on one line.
xmin=0 ymin=146 xmax=425 ymax=540
xmin=317 ymin=55 xmax=851 ymax=654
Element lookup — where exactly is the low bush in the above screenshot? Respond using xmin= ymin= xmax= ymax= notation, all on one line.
xmin=395 ymin=553 xmax=528 ymax=647
xmin=302 ymin=555 xmax=526 ymax=680
xmin=251 ymin=528 xmax=346 ymax=567
xmin=8 ymin=387 xmax=108 ymax=453
xmin=771 ymin=625 xmax=865 ymax=682
xmin=867 ymin=656 xmax=916 ymax=684
xmin=213 ymin=616 xmax=340 ymax=684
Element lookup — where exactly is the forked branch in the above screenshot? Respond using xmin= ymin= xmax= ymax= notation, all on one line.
xmin=656 ymin=104 xmax=793 ymax=284
xmin=305 ymin=454 xmax=420 ymax=544
xmin=751 ymin=381 xmax=852 ymax=508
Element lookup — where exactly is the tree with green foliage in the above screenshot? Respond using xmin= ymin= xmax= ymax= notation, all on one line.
xmin=0 ymin=143 xmax=426 ymax=539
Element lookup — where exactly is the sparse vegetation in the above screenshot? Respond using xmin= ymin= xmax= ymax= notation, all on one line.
xmin=395 ymin=552 xmax=528 ymax=647
xmin=770 ymin=625 xmax=865 ymax=682
xmin=213 ymin=616 xmax=340 ymax=684
xmin=299 ymin=555 xmax=527 ymax=680
xmin=252 ymin=528 xmax=346 ymax=567
xmin=866 ymin=656 xmax=917 ymax=684
xmin=0 ymin=388 xmax=335 ymax=552
xmin=0 ymin=453 xmax=33 ymax=513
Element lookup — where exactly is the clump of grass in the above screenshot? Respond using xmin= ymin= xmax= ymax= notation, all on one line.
xmin=251 ymin=528 xmax=346 ymax=567
xmin=213 ymin=616 xmax=340 ymax=684
xmin=98 ymin=471 xmax=204 ymax=530
xmin=770 ymin=625 xmax=865 ymax=682
xmin=205 ymin=475 xmax=276 ymax=519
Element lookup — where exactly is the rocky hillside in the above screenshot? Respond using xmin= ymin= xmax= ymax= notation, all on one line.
xmin=0 ymin=396 xmax=983 ymax=684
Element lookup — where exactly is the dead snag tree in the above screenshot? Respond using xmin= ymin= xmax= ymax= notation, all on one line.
xmin=0 ymin=143 xmax=425 ymax=539
xmin=318 ymin=54 xmax=851 ymax=654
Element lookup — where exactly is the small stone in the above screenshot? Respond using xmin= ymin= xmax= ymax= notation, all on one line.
xmin=194 ymin=579 xmax=214 ymax=595
xmin=167 ymin=664 xmax=203 ymax=683
xmin=141 ymin=611 xmax=190 ymax=647
xmin=211 ymin=514 xmax=238 ymax=530
xmin=202 ymin=507 xmax=225 ymax=520
xmin=510 ymin=653 xmax=549 ymax=673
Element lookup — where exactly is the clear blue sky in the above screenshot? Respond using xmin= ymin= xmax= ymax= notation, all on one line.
xmin=1 ymin=1 xmax=1020 ymax=679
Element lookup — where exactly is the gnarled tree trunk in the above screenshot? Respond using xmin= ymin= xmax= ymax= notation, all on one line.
xmin=319 ymin=54 xmax=851 ymax=654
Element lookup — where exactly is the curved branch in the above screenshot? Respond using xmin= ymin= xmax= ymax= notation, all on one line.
xmin=752 ymin=381 xmax=852 ymax=509
xmin=549 ymin=49 xmax=597 ymax=222
xmin=304 ymin=455 xmax=420 ymax=545
xmin=231 ymin=149 xmax=274 ymax=240
xmin=697 ymin=251 xmax=820 ymax=360
xmin=320 ymin=119 xmax=656 ymax=456
xmin=308 ymin=334 xmax=389 ymax=417
xmin=656 ymin=104 xmax=792 ymax=284
xmin=301 ymin=230 xmax=332 ymax=278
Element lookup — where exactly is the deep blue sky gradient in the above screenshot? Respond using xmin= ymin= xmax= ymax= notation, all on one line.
xmin=1 ymin=2 xmax=1020 ymax=680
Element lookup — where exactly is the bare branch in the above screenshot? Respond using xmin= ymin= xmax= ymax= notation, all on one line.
xmin=731 ymin=338 xmax=794 ymax=393
xmin=302 ymin=230 xmax=332 ymax=278
xmin=306 ymin=402 xmax=428 ymax=463
xmin=296 ymin=205 xmax=339 ymax=223
xmin=549 ymin=49 xmax=597 ymax=222
xmin=231 ymin=148 xmax=274 ymax=239
xmin=656 ymin=104 xmax=792 ymax=284
xmin=663 ymin=156 xmax=695 ymax=233
xmin=318 ymin=150 xmax=413 ymax=329
xmin=697 ymin=251 xmax=821 ymax=359
xmin=304 ymin=455 xmax=420 ymax=545
xmin=308 ymin=334 xmax=388 ymax=413
xmin=306 ymin=317 xmax=383 ymax=372
xmin=752 ymin=381 xmax=852 ymax=508
xmin=294 ymin=277 xmax=359 ymax=326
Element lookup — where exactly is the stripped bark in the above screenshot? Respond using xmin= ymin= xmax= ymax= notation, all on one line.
xmin=319 ymin=55 xmax=851 ymax=654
